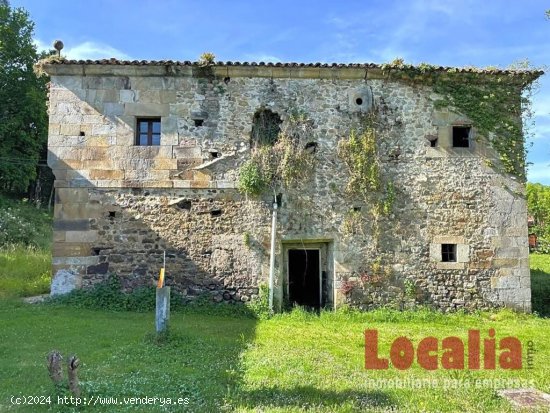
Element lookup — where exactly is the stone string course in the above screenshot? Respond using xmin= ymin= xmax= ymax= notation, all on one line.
xmin=45 ymin=63 xmax=531 ymax=312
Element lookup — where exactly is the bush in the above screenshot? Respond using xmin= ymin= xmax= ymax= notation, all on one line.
xmin=0 ymin=194 xmax=52 ymax=249
xmin=47 ymin=274 xmax=270 ymax=318
xmin=48 ymin=274 xmax=186 ymax=312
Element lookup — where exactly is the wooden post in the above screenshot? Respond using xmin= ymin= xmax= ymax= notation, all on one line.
xmin=156 ymin=286 xmax=170 ymax=333
xmin=67 ymin=355 xmax=81 ymax=397
xmin=47 ymin=350 xmax=63 ymax=387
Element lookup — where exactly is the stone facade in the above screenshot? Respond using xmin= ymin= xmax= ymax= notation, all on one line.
xmin=44 ymin=61 xmax=536 ymax=312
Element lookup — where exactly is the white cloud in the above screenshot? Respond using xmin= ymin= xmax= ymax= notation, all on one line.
xmin=64 ymin=41 xmax=132 ymax=60
xmin=34 ymin=38 xmax=132 ymax=60
xmin=242 ymin=53 xmax=282 ymax=63
xmin=33 ymin=38 xmax=50 ymax=54
xmin=528 ymin=161 xmax=550 ymax=184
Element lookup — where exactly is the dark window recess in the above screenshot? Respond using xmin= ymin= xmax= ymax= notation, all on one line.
xmin=194 ymin=119 xmax=204 ymax=127
xmin=209 ymin=151 xmax=220 ymax=158
xmin=452 ymin=126 xmax=470 ymax=148
xmin=108 ymin=211 xmax=116 ymax=218
xmin=91 ymin=247 xmax=101 ymax=256
xmin=251 ymin=108 xmax=282 ymax=147
xmin=176 ymin=200 xmax=192 ymax=210
xmin=136 ymin=118 xmax=161 ymax=145
xmin=210 ymin=209 xmax=222 ymax=217
xmin=353 ymin=206 xmax=361 ymax=212
xmin=304 ymin=142 xmax=318 ymax=153
xmin=276 ymin=193 xmax=283 ymax=208
xmin=430 ymin=138 xmax=437 ymax=147
xmin=441 ymin=244 xmax=457 ymax=262
xmin=355 ymin=97 xmax=363 ymax=105
xmin=79 ymin=131 xmax=86 ymax=136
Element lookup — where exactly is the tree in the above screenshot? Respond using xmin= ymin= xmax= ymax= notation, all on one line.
xmin=527 ymin=183 xmax=550 ymax=250
xmin=0 ymin=2 xmax=48 ymax=194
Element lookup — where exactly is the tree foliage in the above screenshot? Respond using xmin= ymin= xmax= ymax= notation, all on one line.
xmin=527 ymin=183 xmax=550 ymax=241
xmin=0 ymin=2 xmax=48 ymax=193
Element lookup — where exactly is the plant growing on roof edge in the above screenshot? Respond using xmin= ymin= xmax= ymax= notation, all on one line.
xmin=199 ymin=52 xmax=216 ymax=66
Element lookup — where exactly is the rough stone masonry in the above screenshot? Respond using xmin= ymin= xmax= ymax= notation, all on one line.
xmin=42 ymin=59 xmax=540 ymax=312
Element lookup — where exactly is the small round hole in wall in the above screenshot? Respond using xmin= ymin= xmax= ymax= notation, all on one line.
xmin=355 ymin=97 xmax=363 ymax=105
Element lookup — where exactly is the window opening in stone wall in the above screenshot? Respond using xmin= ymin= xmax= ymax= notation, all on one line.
xmin=430 ymin=138 xmax=437 ymax=147
xmin=108 ymin=211 xmax=116 ymax=218
xmin=79 ymin=131 xmax=85 ymax=136
xmin=194 ymin=119 xmax=204 ymax=127
xmin=304 ymin=142 xmax=318 ymax=153
xmin=452 ymin=126 xmax=471 ymax=148
xmin=210 ymin=209 xmax=222 ymax=217
xmin=441 ymin=244 xmax=457 ymax=262
xmin=176 ymin=200 xmax=192 ymax=210
xmin=136 ymin=118 xmax=161 ymax=145
xmin=250 ymin=109 xmax=282 ymax=147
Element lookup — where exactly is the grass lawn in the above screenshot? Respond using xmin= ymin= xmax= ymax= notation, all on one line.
xmin=0 ymin=300 xmax=548 ymax=413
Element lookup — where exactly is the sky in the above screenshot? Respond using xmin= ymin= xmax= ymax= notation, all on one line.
xmin=10 ymin=0 xmax=550 ymax=184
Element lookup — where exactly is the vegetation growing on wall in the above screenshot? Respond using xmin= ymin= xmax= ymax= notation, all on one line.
xmin=381 ymin=59 xmax=541 ymax=180
xmin=238 ymin=111 xmax=316 ymax=197
xmin=337 ymin=111 xmax=396 ymax=224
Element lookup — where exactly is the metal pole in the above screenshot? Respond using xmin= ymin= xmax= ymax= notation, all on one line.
xmin=268 ymin=202 xmax=278 ymax=312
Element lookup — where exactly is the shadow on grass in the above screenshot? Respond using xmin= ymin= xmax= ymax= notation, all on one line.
xmin=531 ymin=270 xmax=550 ymax=317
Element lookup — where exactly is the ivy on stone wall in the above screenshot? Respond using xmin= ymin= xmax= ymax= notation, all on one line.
xmin=237 ymin=113 xmax=316 ymax=197
xmin=381 ymin=60 xmax=541 ymax=180
xmin=337 ymin=111 xmax=394 ymax=217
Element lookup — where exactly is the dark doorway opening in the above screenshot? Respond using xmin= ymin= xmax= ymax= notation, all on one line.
xmin=288 ymin=249 xmax=320 ymax=309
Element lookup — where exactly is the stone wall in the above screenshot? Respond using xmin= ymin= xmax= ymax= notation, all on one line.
xmin=45 ymin=62 xmax=531 ymax=312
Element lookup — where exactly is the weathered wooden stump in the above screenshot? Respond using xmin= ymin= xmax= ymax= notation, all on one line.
xmin=46 ymin=350 xmax=63 ymax=387
xmin=67 ymin=355 xmax=81 ymax=397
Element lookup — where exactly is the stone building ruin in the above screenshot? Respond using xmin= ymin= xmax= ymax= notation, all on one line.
xmin=42 ymin=59 xmax=541 ymax=312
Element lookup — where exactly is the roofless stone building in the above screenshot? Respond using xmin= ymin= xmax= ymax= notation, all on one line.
xmin=42 ymin=58 xmax=541 ymax=312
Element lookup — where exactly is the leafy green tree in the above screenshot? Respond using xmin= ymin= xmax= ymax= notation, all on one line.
xmin=0 ymin=1 xmax=48 ymax=194
xmin=527 ymin=183 xmax=550 ymax=244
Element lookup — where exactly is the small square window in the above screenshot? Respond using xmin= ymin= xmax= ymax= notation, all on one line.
xmin=136 ymin=118 xmax=161 ymax=146
xmin=441 ymin=244 xmax=457 ymax=262
xmin=452 ymin=126 xmax=471 ymax=148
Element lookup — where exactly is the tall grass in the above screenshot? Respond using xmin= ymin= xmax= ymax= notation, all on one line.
xmin=0 ymin=193 xmax=52 ymax=298
xmin=0 ymin=244 xmax=51 ymax=298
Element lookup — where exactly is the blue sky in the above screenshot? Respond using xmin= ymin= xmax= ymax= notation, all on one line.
xmin=11 ymin=0 xmax=550 ymax=184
